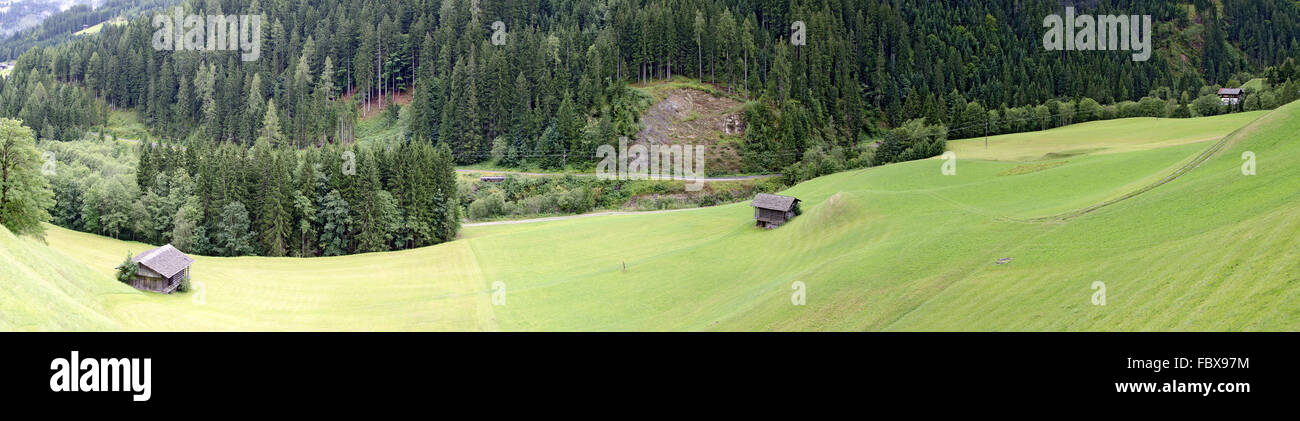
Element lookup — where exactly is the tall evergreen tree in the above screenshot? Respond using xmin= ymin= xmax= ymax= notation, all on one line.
xmin=214 ymin=201 xmax=257 ymax=257
xmin=261 ymin=99 xmax=285 ymax=147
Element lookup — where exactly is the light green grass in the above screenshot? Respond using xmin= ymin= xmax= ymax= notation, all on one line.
xmin=0 ymin=228 xmax=122 ymax=331
xmin=354 ymin=112 xmax=405 ymax=143
xmin=23 ymin=227 xmax=497 ymax=331
xmin=948 ymin=112 xmax=1265 ymax=161
xmin=74 ymin=17 xmax=127 ymax=36
xmin=1241 ymin=78 xmax=1265 ymax=91
xmin=631 ymin=76 xmax=742 ymax=103
xmin=100 ymin=109 xmax=152 ymax=142
xmin=8 ymin=105 xmax=1300 ymax=331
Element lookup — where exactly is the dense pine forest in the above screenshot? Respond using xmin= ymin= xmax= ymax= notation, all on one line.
xmin=7 ymin=0 xmax=1300 ymax=148
xmin=4 ymin=0 xmax=1298 ymax=153
xmin=2 ymin=0 xmax=1300 ymax=257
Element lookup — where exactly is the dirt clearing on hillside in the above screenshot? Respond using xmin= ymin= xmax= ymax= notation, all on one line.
xmin=343 ymin=88 xmax=413 ymax=119
xmin=635 ymin=88 xmax=746 ymax=174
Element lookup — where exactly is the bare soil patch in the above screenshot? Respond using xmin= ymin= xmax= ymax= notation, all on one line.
xmin=635 ymin=88 xmax=746 ymax=174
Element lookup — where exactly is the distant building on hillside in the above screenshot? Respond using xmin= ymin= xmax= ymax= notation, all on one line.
xmin=124 ymin=244 xmax=194 ymax=294
xmin=479 ymin=176 xmax=506 ymax=182
xmin=751 ymin=193 xmax=801 ymax=229
xmin=1218 ymin=88 xmax=1243 ymax=105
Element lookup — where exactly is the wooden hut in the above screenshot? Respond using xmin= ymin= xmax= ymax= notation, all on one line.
xmin=751 ymin=193 xmax=801 ymax=229
xmin=480 ymin=175 xmax=506 ymax=182
xmin=127 ymin=244 xmax=194 ymax=293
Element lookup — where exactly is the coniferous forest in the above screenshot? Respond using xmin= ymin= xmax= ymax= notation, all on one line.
xmin=2 ymin=0 xmax=1300 ymax=257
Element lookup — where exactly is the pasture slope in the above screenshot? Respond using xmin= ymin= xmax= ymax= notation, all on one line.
xmin=5 ymin=102 xmax=1300 ymax=331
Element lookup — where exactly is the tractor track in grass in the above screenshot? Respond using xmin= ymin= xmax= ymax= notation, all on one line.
xmin=1025 ymin=112 xmax=1269 ymax=223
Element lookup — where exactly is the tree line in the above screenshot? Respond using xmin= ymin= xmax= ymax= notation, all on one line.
xmin=3 ymin=0 xmax=1297 ymax=172
xmin=0 ymin=69 xmax=105 ymax=142
xmin=46 ymin=127 xmax=459 ymax=257
xmin=936 ymin=72 xmax=1300 ymax=142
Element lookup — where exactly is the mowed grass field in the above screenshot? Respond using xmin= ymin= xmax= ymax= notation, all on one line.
xmin=948 ymin=111 xmax=1264 ymax=161
xmin=5 ymin=103 xmax=1299 ymax=331
xmin=2 ymin=227 xmax=498 ymax=331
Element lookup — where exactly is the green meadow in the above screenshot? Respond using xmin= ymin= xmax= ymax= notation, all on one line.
xmin=1241 ymin=78 xmax=1266 ymax=91
xmin=4 ymin=103 xmax=1299 ymax=331
xmin=73 ymin=17 xmax=127 ymax=36
xmin=947 ymin=111 xmax=1265 ymax=161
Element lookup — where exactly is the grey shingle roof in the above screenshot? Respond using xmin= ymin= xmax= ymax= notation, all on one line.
xmin=1219 ymin=88 xmax=1243 ymax=95
xmin=132 ymin=244 xmax=194 ymax=279
xmin=751 ymin=193 xmax=799 ymax=211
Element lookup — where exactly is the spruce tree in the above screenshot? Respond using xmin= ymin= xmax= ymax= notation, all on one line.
xmin=246 ymin=73 xmax=265 ymax=145
xmin=261 ymin=99 xmax=285 ymax=147
xmin=556 ymin=95 xmax=583 ymax=166
xmin=214 ymin=201 xmax=257 ymax=257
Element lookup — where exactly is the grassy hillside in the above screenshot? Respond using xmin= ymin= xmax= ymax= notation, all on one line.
xmin=73 ymin=17 xmax=127 ymax=36
xmin=10 ymin=105 xmax=1300 ymax=331
xmin=948 ymin=111 xmax=1265 ymax=161
xmin=0 ymin=226 xmax=122 ymax=331
xmin=30 ymin=226 xmax=497 ymax=331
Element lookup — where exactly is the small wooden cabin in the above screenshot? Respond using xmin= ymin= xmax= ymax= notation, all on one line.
xmin=751 ymin=193 xmax=801 ymax=229
xmin=480 ymin=175 xmax=506 ymax=182
xmin=1218 ymin=88 xmax=1243 ymax=105
xmin=127 ymin=244 xmax=194 ymax=294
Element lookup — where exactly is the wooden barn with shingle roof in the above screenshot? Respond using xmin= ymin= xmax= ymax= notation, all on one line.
xmin=751 ymin=193 xmax=801 ymax=229
xmin=128 ymin=244 xmax=194 ymax=293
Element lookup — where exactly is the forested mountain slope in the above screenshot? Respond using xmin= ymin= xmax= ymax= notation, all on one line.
xmin=0 ymin=0 xmax=73 ymax=39
xmin=0 ymin=0 xmax=178 ymax=60
xmin=1 ymin=0 xmax=1297 ymax=166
